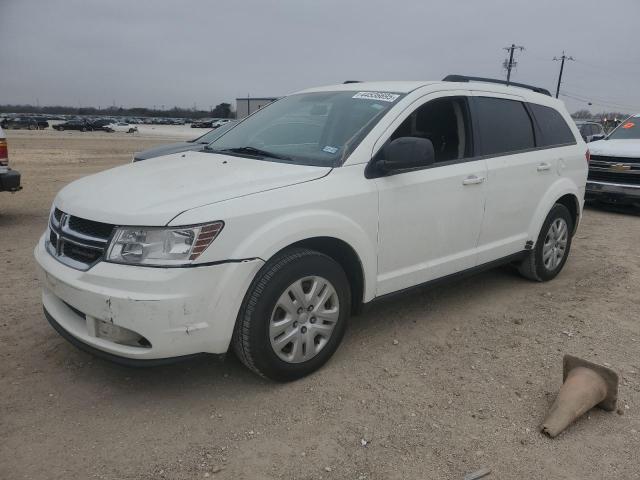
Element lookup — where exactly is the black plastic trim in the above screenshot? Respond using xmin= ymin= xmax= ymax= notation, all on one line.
xmin=43 ymin=307 xmax=209 ymax=367
xmin=363 ymin=251 xmax=527 ymax=310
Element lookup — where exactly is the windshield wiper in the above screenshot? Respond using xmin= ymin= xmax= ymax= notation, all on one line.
xmin=209 ymin=146 xmax=291 ymax=160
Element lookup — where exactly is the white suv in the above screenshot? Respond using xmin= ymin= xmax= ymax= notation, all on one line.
xmin=35 ymin=77 xmax=588 ymax=380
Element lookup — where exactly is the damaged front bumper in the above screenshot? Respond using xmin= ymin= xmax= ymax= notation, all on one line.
xmin=34 ymin=234 xmax=264 ymax=362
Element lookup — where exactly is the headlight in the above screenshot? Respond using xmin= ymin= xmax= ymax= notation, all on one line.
xmin=106 ymin=222 xmax=224 ymax=266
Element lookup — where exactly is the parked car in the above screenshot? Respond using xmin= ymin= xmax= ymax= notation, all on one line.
xmin=53 ymin=120 xmax=93 ymax=131
xmin=1 ymin=116 xmax=48 ymax=130
xmin=191 ymin=118 xmax=217 ymax=128
xmin=585 ymin=113 xmax=640 ymax=206
xmin=35 ymin=77 xmax=587 ymax=380
xmin=89 ymin=118 xmax=116 ymax=130
xmin=0 ymin=126 xmax=21 ymax=192
xmin=575 ymin=120 xmax=606 ymax=143
xmin=133 ymin=121 xmax=236 ymax=161
xmin=212 ymin=119 xmax=233 ymax=128
xmin=103 ymin=122 xmax=138 ymax=133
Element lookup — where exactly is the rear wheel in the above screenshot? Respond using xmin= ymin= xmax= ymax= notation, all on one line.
xmin=518 ymin=203 xmax=573 ymax=281
xmin=232 ymin=248 xmax=351 ymax=381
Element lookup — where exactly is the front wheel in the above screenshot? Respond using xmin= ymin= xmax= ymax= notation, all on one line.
xmin=518 ymin=203 xmax=573 ymax=282
xmin=232 ymin=248 xmax=351 ymax=381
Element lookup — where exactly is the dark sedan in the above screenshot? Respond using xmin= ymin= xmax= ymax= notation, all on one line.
xmin=133 ymin=122 xmax=236 ymax=161
xmin=53 ymin=120 xmax=93 ymax=131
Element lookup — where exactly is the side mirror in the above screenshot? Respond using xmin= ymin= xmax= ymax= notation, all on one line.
xmin=590 ymin=134 xmax=605 ymax=142
xmin=378 ymin=137 xmax=435 ymax=172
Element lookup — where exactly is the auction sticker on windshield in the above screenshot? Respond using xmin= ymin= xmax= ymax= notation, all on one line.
xmin=352 ymin=92 xmax=400 ymax=102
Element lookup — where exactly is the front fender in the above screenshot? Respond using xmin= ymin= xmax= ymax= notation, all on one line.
xmin=229 ymin=209 xmax=377 ymax=302
xmin=528 ymin=177 xmax=581 ymax=243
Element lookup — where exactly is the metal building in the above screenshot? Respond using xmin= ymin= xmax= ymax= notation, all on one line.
xmin=235 ymin=97 xmax=278 ymax=119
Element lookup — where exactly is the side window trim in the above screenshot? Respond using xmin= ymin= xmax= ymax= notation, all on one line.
xmin=366 ymin=92 xmax=481 ymax=179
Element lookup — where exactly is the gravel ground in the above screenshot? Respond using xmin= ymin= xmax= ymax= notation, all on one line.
xmin=1 ymin=129 xmax=639 ymax=479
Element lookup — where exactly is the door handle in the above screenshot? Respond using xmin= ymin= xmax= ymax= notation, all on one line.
xmin=537 ymin=162 xmax=552 ymax=172
xmin=462 ymin=175 xmax=485 ymax=185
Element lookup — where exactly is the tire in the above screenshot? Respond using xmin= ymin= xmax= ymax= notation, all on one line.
xmin=232 ymin=248 xmax=351 ymax=381
xmin=28 ymin=124 xmax=36 ymax=130
xmin=81 ymin=127 xmax=87 ymax=132
xmin=518 ymin=203 xmax=573 ymax=282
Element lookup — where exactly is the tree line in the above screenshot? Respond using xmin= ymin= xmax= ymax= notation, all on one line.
xmin=0 ymin=102 xmax=234 ymax=119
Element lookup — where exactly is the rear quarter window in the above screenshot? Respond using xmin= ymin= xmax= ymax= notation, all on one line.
xmin=529 ymin=103 xmax=576 ymax=147
xmin=474 ymin=97 xmax=535 ymax=156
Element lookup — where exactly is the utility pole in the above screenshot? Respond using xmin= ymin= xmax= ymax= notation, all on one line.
xmin=553 ymin=51 xmax=575 ymax=98
xmin=503 ymin=44 xmax=525 ymax=85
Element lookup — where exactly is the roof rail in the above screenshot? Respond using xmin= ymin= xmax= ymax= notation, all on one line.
xmin=343 ymin=80 xmax=362 ymax=84
xmin=442 ymin=74 xmax=552 ymax=97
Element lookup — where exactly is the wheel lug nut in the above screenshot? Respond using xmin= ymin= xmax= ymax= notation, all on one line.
xmin=301 ymin=326 xmax=307 ymax=333
xmin=293 ymin=321 xmax=298 ymax=328
xmin=297 ymin=307 xmax=303 ymax=314
xmin=307 ymin=305 xmax=314 ymax=311
xmin=310 ymin=317 xmax=316 ymax=324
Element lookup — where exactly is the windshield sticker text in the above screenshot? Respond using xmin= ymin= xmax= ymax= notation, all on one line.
xmin=322 ymin=146 xmax=339 ymax=154
xmin=352 ymin=92 xmax=400 ymax=103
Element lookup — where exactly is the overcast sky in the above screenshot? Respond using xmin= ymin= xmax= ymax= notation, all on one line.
xmin=1 ymin=0 xmax=639 ymax=114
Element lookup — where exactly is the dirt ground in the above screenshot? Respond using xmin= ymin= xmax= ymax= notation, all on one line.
xmin=1 ymin=129 xmax=639 ymax=480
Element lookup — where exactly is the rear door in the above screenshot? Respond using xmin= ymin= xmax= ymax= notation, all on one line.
xmin=471 ymin=93 xmax=554 ymax=264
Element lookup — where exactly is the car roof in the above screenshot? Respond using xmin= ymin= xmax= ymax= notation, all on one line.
xmin=296 ymin=80 xmax=561 ymax=105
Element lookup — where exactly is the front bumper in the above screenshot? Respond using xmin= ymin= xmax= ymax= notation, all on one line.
xmin=35 ymin=234 xmax=264 ymax=362
xmin=0 ymin=169 xmax=21 ymax=192
xmin=586 ymin=180 xmax=640 ymax=203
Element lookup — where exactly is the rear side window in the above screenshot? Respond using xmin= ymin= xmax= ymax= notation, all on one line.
xmin=474 ymin=97 xmax=535 ymax=156
xmin=529 ymin=103 xmax=576 ymax=147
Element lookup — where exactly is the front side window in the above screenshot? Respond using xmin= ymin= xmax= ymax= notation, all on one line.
xmin=474 ymin=97 xmax=535 ymax=155
xmin=206 ymin=91 xmax=403 ymax=166
xmin=608 ymin=115 xmax=640 ymax=140
xmin=388 ymin=96 xmax=472 ymax=162
xmin=529 ymin=103 xmax=576 ymax=147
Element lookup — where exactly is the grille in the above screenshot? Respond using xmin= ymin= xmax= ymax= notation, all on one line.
xmin=47 ymin=208 xmax=115 ymax=270
xmin=590 ymin=155 xmax=640 ymax=164
xmin=588 ymin=170 xmax=640 ymax=185
xmin=63 ymin=242 xmax=104 ymax=264
xmin=68 ymin=216 xmax=115 ymax=239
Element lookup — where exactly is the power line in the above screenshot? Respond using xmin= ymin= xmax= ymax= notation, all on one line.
xmin=502 ymin=44 xmax=525 ymax=85
xmin=560 ymin=90 xmax=640 ymax=112
xmin=553 ymin=51 xmax=574 ymax=98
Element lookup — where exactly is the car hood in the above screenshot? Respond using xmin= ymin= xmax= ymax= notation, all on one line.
xmin=55 ymin=151 xmax=332 ymax=226
xmin=588 ymin=139 xmax=640 ymax=158
xmin=133 ymin=141 xmax=201 ymax=161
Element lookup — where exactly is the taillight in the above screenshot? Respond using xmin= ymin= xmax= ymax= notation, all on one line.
xmin=0 ymin=138 xmax=8 ymax=167
xmin=585 ymin=149 xmax=590 ymax=164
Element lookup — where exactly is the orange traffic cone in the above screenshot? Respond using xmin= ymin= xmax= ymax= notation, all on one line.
xmin=541 ymin=355 xmax=618 ymax=438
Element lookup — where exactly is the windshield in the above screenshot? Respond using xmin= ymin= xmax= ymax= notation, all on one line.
xmin=205 ymin=91 xmax=404 ymax=166
xmin=608 ymin=115 xmax=640 ymax=140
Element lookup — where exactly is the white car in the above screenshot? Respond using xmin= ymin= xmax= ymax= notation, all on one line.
xmin=212 ymin=119 xmax=233 ymax=128
xmin=585 ymin=114 xmax=640 ymax=206
xmin=35 ymin=77 xmax=588 ymax=380
xmin=104 ymin=122 xmax=138 ymax=133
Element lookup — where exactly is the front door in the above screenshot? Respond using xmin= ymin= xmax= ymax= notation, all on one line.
xmin=373 ymin=93 xmax=487 ymax=296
